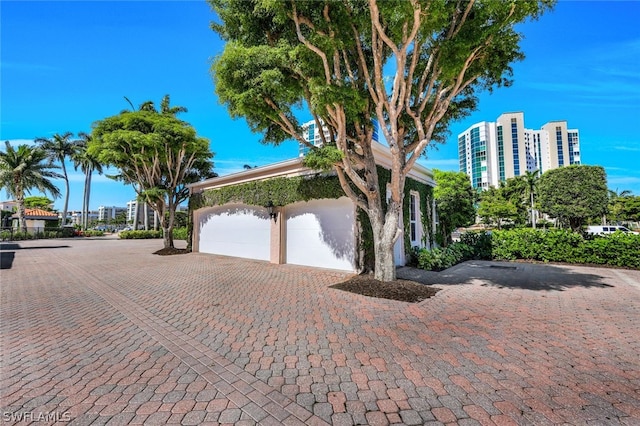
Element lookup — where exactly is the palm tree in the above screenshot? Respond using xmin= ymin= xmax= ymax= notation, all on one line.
xmin=606 ymin=188 xmax=633 ymax=225
xmin=0 ymin=142 xmax=62 ymax=232
xmin=524 ymin=170 xmax=539 ymax=229
xmin=72 ymin=133 xmax=103 ymax=230
xmin=35 ymin=132 xmax=77 ymax=226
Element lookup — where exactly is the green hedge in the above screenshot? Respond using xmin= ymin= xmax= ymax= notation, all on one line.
xmin=173 ymin=227 xmax=188 ymax=240
xmin=1 ymin=227 xmax=76 ymax=241
xmin=118 ymin=228 xmax=187 ymax=240
xmin=119 ymin=230 xmax=163 ymax=239
xmin=413 ymin=229 xmax=640 ymax=271
xmin=492 ymin=229 xmax=640 ymax=268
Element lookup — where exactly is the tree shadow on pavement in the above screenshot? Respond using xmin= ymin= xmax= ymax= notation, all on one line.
xmin=397 ymin=260 xmax=613 ymax=291
xmin=0 ymin=243 xmax=70 ymax=270
xmin=0 ymin=243 xmax=70 ymax=250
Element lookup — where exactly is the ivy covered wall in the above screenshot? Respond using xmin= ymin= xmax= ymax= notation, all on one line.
xmin=189 ymin=168 xmax=433 ymax=267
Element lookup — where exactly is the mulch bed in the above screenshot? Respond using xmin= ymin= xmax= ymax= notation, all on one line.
xmin=331 ymin=274 xmax=440 ymax=303
xmin=153 ymin=247 xmax=190 ymax=256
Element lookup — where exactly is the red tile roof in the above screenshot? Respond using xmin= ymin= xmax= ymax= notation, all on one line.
xmin=11 ymin=208 xmax=59 ymax=218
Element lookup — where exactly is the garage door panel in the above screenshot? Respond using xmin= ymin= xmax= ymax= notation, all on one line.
xmin=286 ymin=198 xmax=355 ymax=271
xmin=197 ymin=204 xmax=270 ymax=261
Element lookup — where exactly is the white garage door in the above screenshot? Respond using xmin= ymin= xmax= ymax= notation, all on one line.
xmin=286 ymin=197 xmax=356 ymax=271
xmin=197 ymin=204 xmax=270 ymax=261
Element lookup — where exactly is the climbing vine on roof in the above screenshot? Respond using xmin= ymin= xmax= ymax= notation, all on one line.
xmin=190 ymin=173 xmax=345 ymax=210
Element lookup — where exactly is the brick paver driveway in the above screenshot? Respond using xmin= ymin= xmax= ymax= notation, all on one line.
xmin=1 ymin=238 xmax=639 ymax=425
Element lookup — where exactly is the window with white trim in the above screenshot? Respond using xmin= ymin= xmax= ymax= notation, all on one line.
xmin=409 ymin=191 xmax=420 ymax=244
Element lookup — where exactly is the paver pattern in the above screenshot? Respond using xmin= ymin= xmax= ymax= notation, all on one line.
xmin=1 ymin=237 xmax=639 ymax=425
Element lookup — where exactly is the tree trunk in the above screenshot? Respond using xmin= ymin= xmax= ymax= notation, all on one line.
xmin=82 ymin=172 xmax=89 ymax=230
xmin=133 ymin=186 xmax=140 ymax=230
xmin=85 ymin=173 xmax=92 ymax=229
xmin=368 ymin=204 xmax=401 ymax=282
xmin=61 ymin=162 xmax=69 ymax=227
xmin=531 ymin=192 xmax=536 ymax=229
xmin=17 ymin=192 xmax=27 ymax=233
xmin=158 ymin=201 xmax=175 ymax=249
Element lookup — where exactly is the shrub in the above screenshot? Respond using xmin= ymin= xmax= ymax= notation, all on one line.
xmin=119 ymin=230 xmax=163 ymax=239
xmin=172 ymin=227 xmax=188 ymax=240
xmin=82 ymin=230 xmax=105 ymax=237
xmin=459 ymin=231 xmax=492 ymax=260
xmin=118 ymin=229 xmax=187 ymax=240
xmin=60 ymin=227 xmax=76 ymax=238
xmin=491 ymin=228 xmax=640 ymax=268
xmin=415 ymin=228 xmax=639 ymax=271
xmin=415 ymin=242 xmax=473 ymax=271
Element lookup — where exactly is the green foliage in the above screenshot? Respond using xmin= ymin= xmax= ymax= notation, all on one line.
xmin=491 ymin=228 xmax=640 ymax=268
xmin=119 ymin=230 xmax=163 ymax=239
xmin=414 ymin=243 xmax=473 ymax=271
xmin=60 ymin=227 xmax=76 ymax=238
xmin=0 ymin=227 xmax=84 ymax=241
xmin=608 ymin=192 xmax=640 ymax=223
xmin=210 ymin=0 xmax=554 ymax=279
xmin=91 ymin=96 xmax=214 ymax=248
xmin=538 ymin=165 xmax=608 ymax=231
xmin=35 ymin=132 xmax=77 ymax=224
xmin=459 ymin=231 xmax=493 ymax=260
xmin=0 ymin=142 xmax=63 ymax=231
xmin=413 ymin=231 xmax=491 ymax=271
xmin=477 ymin=186 xmax=518 ymax=228
xmin=500 ymin=176 xmax=530 ymax=225
xmin=81 ymin=230 xmax=105 ymax=237
xmin=24 ymin=196 xmax=55 ymax=210
xmin=172 ymin=227 xmax=188 ymax=240
xmin=302 ymin=146 xmax=344 ymax=171
xmin=193 ymin=174 xmax=345 ymax=209
xmin=413 ymin=229 xmax=640 ymax=270
xmin=433 ymin=169 xmax=475 ymax=246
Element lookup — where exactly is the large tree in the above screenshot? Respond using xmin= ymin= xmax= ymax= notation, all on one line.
xmin=432 ymin=169 xmax=475 ymax=246
xmin=0 ymin=142 xmax=62 ymax=232
xmin=477 ymin=186 xmax=518 ymax=229
xmin=72 ymin=132 xmax=104 ymax=230
xmin=210 ymin=0 xmax=553 ymax=281
xmin=499 ymin=176 xmax=529 ymax=225
xmin=89 ymin=97 xmax=214 ymax=249
xmin=538 ymin=165 xmax=609 ymax=232
xmin=35 ymin=132 xmax=77 ymax=226
xmin=24 ymin=196 xmax=55 ymax=210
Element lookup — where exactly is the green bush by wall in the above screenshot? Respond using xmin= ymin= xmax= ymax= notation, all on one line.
xmin=414 ymin=229 xmax=640 ymax=271
xmin=119 ymin=230 xmax=163 ymax=239
xmin=491 ymin=228 xmax=640 ymax=268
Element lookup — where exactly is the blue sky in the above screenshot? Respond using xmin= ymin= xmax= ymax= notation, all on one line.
xmin=1 ymin=1 xmax=639 ymax=211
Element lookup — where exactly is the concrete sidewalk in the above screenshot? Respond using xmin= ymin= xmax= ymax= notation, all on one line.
xmin=1 ymin=238 xmax=639 ymax=425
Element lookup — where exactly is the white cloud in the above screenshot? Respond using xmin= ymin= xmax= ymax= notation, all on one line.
xmin=613 ymin=146 xmax=640 ymax=152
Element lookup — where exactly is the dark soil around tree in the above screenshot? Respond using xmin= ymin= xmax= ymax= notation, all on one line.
xmin=331 ymin=274 xmax=440 ymax=303
xmin=153 ymin=247 xmax=189 ymax=256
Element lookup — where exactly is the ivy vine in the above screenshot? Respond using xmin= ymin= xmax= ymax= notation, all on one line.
xmin=189 ymin=167 xmax=433 ymax=266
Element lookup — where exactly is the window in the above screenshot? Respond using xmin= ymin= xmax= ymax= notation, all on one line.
xmin=511 ymin=119 xmax=520 ymax=176
xmin=409 ymin=192 xmax=419 ymax=244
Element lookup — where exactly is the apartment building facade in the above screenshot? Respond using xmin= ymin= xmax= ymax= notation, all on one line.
xmin=458 ymin=112 xmax=581 ymax=189
xmin=298 ymin=119 xmax=380 ymax=157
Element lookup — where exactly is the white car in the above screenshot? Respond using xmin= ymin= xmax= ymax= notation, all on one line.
xmin=586 ymin=225 xmax=639 ymax=235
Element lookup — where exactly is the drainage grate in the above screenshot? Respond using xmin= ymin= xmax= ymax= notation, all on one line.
xmin=489 ymin=265 xmax=517 ymax=270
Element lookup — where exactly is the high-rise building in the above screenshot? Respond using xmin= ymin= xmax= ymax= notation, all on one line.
xmin=98 ymin=205 xmax=127 ymax=222
xmin=298 ymin=119 xmax=379 ymax=157
xmin=458 ymin=112 xmax=581 ymax=189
